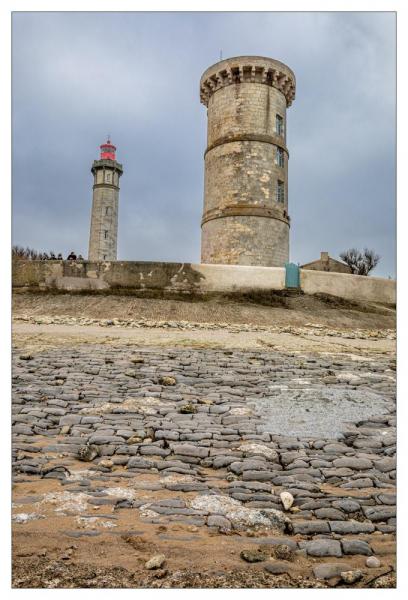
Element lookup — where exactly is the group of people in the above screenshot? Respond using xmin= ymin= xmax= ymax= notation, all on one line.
xmin=66 ymin=251 xmax=84 ymax=261
xmin=40 ymin=251 xmax=84 ymax=261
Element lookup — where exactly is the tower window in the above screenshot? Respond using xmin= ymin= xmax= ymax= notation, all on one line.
xmin=104 ymin=230 xmax=108 ymax=239
xmin=105 ymin=206 xmax=111 ymax=216
xmin=276 ymin=180 xmax=285 ymax=203
xmin=276 ymin=147 xmax=284 ymax=167
xmin=276 ymin=114 xmax=284 ymax=136
xmin=106 ymin=172 xmax=111 ymax=182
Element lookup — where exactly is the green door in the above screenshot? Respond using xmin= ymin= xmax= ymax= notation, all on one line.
xmin=285 ymin=263 xmax=300 ymax=288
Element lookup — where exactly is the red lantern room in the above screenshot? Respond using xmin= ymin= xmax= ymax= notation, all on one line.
xmin=100 ymin=139 xmax=116 ymax=161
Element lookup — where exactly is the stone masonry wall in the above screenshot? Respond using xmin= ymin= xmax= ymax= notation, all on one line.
xmin=200 ymin=56 xmax=295 ymax=267
xmin=201 ymin=216 xmax=289 ymax=267
xmin=88 ymin=160 xmax=122 ymax=261
xmin=88 ymin=185 xmax=119 ymax=261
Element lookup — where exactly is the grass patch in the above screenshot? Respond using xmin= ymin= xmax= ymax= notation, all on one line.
xmin=311 ymin=293 xmax=395 ymax=313
xmin=12 ymin=286 xmax=300 ymax=307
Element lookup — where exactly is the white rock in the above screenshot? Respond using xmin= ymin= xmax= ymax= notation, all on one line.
xmin=188 ymin=495 xmax=289 ymax=533
xmin=189 ymin=494 xmax=241 ymax=515
xmin=12 ymin=512 xmax=44 ymax=523
xmin=238 ymin=443 xmax=279 ymax=462
xmin=226 ymin=507 xmax=289 ymax=533
xmin=41 ymin=491 xmax=91 ymax=513
xmin=341 ymin=570 xmax=363 ymax=584
xmin=366 ymin=556 xmax=381 ymax=568
xmin=145 ymin=554 xmax=166 ymax=570
xmin=280 ymin=491 xmax=294 ymax=511
xmin=229 ymin=407 xmax=253 ymax=416
xmin=104 ymin=487 xmax=137 ymax=500
xmin=336 ymin=372 xmax=361 ymax=384
xmin=80 ymin=396 xmax=164 ymax=416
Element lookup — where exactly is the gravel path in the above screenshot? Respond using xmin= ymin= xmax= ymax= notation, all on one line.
xmin=12 ymin=322 xmax=396 ymax=354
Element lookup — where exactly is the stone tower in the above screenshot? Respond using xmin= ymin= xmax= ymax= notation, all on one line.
xmin=200 ymin=56 xmax=296 ymax=267
xmin=88 ymin=139 xmax=123 ymax=261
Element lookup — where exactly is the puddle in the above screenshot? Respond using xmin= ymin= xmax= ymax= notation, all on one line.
xmin=250 ymin=387 xmax=390 ymax=439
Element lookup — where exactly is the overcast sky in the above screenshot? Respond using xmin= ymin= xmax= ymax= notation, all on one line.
xmin=12 ymin=11 xmax=396 ymax=277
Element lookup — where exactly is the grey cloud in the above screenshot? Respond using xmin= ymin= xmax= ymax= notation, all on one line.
xmin=12 ymin=11 xmax=396 ymax=277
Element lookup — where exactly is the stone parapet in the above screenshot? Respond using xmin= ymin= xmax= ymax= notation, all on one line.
xmin=91 ymin=159 xmax=123 ymax=176
xmin=200 ymin=56 xmax=296 ymax=107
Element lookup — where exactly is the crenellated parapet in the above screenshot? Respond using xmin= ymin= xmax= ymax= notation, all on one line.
xmin=200 ymin=55 xmax=296 ymax=107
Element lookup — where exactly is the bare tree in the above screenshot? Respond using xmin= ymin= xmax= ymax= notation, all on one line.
xmin=340 ymin=248 xmax=380 ymax=276
xmin=12 ymin=245 xmax=57 ymax=261
xmin=362 ymin=248 xmax=381 ymax=275
xmin=12 ymin=245 xmax=26 ymax=259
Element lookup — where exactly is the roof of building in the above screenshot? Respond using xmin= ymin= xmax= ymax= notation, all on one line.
xmin=300 ymin=252 xmax=351 ymax=270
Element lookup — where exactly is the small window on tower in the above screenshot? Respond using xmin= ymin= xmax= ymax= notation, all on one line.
xmin=276 ymin=180 xmax=285 ymax=203
xmin=104 ymin=230 xmax=108 ymax=239
xmin=276 ymin=114 xmax=284 ymax=136
xmin=105 ymin=207 xmax=111 ymax=216
xmin=276 ymin=147 xmax=284 ymax=167
xmin=106 ymin=172 xmax=111 ymax=183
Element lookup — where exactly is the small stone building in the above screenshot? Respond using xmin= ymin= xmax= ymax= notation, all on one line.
xmin=301 ymin=252 xmax=352 ymax=274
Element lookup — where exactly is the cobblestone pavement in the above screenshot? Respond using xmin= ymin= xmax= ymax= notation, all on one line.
xmin=12 ymin=333 xmax=396 ymax=588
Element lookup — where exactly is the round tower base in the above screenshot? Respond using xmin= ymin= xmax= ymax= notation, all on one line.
xmin=201 ymin=216 xmax=289 ymax=267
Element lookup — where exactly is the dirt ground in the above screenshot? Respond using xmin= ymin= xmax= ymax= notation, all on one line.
xmin=13 ymin=290 xmax=396 ymax=331
xmin=12 ymin=456 xmax=397 ymax=589
xmin=12 ymin=323 xmax=396 ymax=357
xmin=12 ymin=466 xmax=395 ymax=589
xmin=11 ymin=292 xmax=397 ymax=589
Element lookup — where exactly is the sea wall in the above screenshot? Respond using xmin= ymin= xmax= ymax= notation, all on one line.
xmin=12 ymin=260 xmax=396 ymax=305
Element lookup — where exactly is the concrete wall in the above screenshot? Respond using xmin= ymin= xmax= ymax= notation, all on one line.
xmin=300 ymin=269 xmax=395 ymax=305
xmin=12 ymin=260 xmax=284 ymax=294
xmin=194 ymin=263 xmax=285 ymax=292
xmin=12 ymin=260 xmax=395 ymax=305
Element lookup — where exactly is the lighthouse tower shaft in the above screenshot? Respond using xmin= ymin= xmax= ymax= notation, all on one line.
xmin=200 ymin=56 xmax=296 ymax=267
xmin=88 ymin=140 xmax=123 ymax=261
